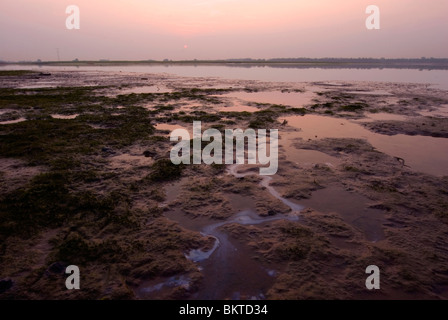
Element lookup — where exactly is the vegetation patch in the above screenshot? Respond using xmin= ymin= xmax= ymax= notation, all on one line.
xmin=148 ymin=159 xmax=184 ymax=182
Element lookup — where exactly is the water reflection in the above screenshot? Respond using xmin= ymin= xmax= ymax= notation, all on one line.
xmin=280 ymin=115 xmax=448 ymax=176
xmin=4 ymin=64 xmax=448 ymax=89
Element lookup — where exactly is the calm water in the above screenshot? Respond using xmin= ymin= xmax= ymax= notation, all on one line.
xmin=281 ymin=115 xmax=448 ymax=177
xmin=2 ymin=64 xmax=448 ymax=90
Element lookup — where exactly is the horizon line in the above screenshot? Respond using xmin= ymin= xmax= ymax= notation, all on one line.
xmin=2 ymin=57 xmax=448 ymax=64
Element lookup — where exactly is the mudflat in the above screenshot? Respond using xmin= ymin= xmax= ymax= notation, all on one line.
xmin=1 ymin=70 xmax=448 ymax=299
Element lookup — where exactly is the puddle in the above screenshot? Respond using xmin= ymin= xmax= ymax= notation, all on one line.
xmin=300 ymin=186 xmax=386 ymax=242
xmin=193 ymin=224 xmax=273 ymax=300
xmin=220 ymin=90 xmax=315 ymax=107
xmin=118 ymin=85 xmax=172 ymax=94
xmin=219 ymin=105 xmax=259 ymax=112
xmin=284 ymin=148 xmax=341 ymax=168
xmin=280 ymin=115 xmax=448 ymax=176
xmin=51 ymin=114 xmax=79 ymax=119
xmin=18 ymin=83 xmax=60 ymax=89
xmin=314 ymin=82 xmax=349 ymax=87
xmin=358 ymin=113 xmax=409 ymax=122
xmin=281 ymin=129 xmax=342 ymax=167
xmin=0 ymin=117 xmax=27 ymax=125
xmin=345 ymin=90 xmax=393 ymax=96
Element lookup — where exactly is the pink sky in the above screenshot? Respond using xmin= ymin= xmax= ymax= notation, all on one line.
xmin=0 ymin=0 xmax=447 ymax=61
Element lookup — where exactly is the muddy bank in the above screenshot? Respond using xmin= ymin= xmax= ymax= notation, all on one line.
xmin=361 ymin=116 xmax=448 ymax=138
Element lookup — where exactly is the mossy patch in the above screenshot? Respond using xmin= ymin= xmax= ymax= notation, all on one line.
xmin=339 ymin=103 xmax=367 ymax=112
xmin=0 ymin=70 xmax=36 ymax=77
xmin=148 ymin=159 xmax=184 ymax=182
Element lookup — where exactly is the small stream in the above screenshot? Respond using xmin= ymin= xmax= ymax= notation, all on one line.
xmin=145 ymin=138 xmax=387 ymax=298
xmin=162 ymin=164 xmax=303 ymax=299
xmin=141 ymin=113 xmax=405 ymax=299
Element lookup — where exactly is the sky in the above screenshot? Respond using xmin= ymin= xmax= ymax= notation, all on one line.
xmin=0 ymin=0 xmax=447 ymax=61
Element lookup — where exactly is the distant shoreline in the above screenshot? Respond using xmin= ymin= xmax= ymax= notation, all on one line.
xmin=2 ymin=58 xmax=448 ymax=70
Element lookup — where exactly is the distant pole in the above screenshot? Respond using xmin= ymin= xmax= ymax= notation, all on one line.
xmin=56 ymin=48 xmax=60 ymax=61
